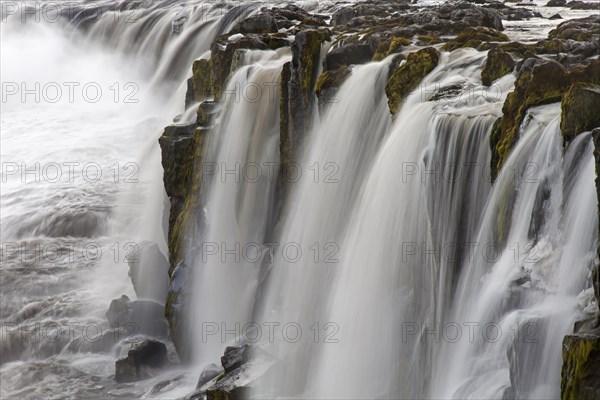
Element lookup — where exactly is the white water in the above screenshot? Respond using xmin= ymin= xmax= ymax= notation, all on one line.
xmin=2 ymin=1 xmax=599 ymax=399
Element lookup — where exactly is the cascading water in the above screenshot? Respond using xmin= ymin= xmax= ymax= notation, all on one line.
xmin=188 ymin=47 xmax=291 ymax=366
xmin=3 ymin=1 xmax=599 ymax=399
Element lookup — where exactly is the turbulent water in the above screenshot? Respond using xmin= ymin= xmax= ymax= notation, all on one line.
xmin=1 ymin=1 xmax=598 ymax=399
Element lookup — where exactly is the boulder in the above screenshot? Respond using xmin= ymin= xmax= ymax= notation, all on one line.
xmin=222 ymin=344 xmax=252 ymax=373
xmin=385 ymin=47 xmax=440 ymax=115
xmin=197 ymin=363 xmax=223 ymax=389
xmin=481 ymin=47 xmax=516 ymax=86
xmin=560 ymin=83 xmax=600 ymax=144
xmin=115 ymin=339 xmax=169 ymax=382
xmin=127 ymin=241 xmax=170 ymax=303
xmin=549 ymin=15 xmax=600 ymax=42
xmin=546 ymin=0 xmax=566 ymax=5
xmin=372 ymin=36 xmax=411 ymax=61
xmin=566 ymin=0 xmax=600 ymax=9
xmin=549 ymin=13 xmax=563 ymax=20
xmin=325 ymin=44 xmax=373 ymax=69
xmin=232 ymin=13 xmax=278 ymax=34
xmin=106 ymin=295 xmax=169 ymax=338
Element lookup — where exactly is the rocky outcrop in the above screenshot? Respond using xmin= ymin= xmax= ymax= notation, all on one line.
xmin=186 ymin=344 xmax=277 ymax=400
xmin=490 ymin=57 xmax=600 ymax=180
xmin=315 ymin=65 xmax=352 ymax=113
xmin=106 ymin=295 xmax=169 ymax=338
xmin=441 ymin=27 xmax=508 ymax=52
xmin=560 ymin=83 xmax=600 ymax=144
xmin=561 ymin=329 xmax=600 ymax=399
xmin=385 ymin=47 xmax=439 ymax=115
xmin=115 ymin=339 xmax=169 ymax=383
xmin=481 ymin=47 xmax=516 ymax=86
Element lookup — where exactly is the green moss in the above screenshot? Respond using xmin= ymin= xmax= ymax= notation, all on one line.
xmin=417 ymin=35 xmax=442 ymax=46
xmin=561 ymin=334 xmax=600 ymax=400
xmin=384 ymin=47 xmax=440 ymax=115
xmin=315 ymin=66 xmax=351 ymax=98
xmin=190 ymin=59 xmax=214 ymax=101
xmin=372 ymin=36 xmax=412 ymax=61
xmin=481 ymin=48 xmax=516 ymax=86
xmin=560 ymin=83 xmax=600 ymax=144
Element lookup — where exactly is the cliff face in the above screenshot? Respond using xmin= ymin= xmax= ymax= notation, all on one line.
xmin=158 ymin=1 xmax=600 ymax=397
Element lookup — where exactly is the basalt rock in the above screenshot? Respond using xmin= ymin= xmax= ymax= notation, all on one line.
xmin=561 ymin=332 xmax=600 ymax=399
xmin=442 ymin=26 xmax=509 ymax=52
xmin=115 ymin=339 xmax=169 ymax=383
xmin=385 ymin=47 xmax=440 ymax=115
xmin=372 ymin=36 xmax=411 ymax=61
xmin=560 ymin=83 xmax=600 ymax=144
xmin=481 ymin=47 xmax=516 ymax=86
xmin=325 ymin=44 xmax=373 ymax=69
xmin=315 ymin=65 xmax=352 ymax=114
xmin=185 ymin=59 xmax=214 ymax=108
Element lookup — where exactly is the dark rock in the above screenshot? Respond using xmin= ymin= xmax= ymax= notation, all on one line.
xmin=325 ymin=44 xmax=373 ymax=69
xmin=561 ymin=83 xmax=600 ymax=144
xmin=232 ymin=13 xmax=278 ymax=34
xmin=115 ymin=339 xmax=169 ymax=383
xmin=549 ymin=15 xmax=600 ymax=42
xmin=491 ymin=59 xmax=569 ymax=180
xmin=196 ymin=101 xmax=223 ymax=127
xmin=546 ymin=0 xmax=566 ymax=5
xmin=106 ymin=295 xmax=169 ymax=338
xmin=165 ymin=261 xmax=191 ymax=362
xmin=566 ymin=0 xmax=600 ymax=9
xmin=561 ymin=333 xmax=600 ymax=399
xmin=549 ymin=13 xmax=563 ymax=19
xmin=385 ymin=47 xmax=440 ymax=115
xmin=331 ymin=7 xmax=356 ymax=26
xmin=372 ymin=36 xmax=411 ymax=61
xmin=315 ymin=66 xmax=352 ymax=114
xmin=197 ymin=363 xmax=223 ymax=389
xmin=442 ymin=27 xmax=509 ymax=52
xmin=186 ymin=59 xmax=213 ymax=108
xmin=222 ymin=344 xmax=252 ymax=373
xmin=482 ymin=47 xmax=516 ymax=86
xmin=127 ymin=241 xmax=170 ymax=303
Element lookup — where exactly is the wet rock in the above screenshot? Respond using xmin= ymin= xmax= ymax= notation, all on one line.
xmin=442 ymin=27 xmax=509 ymax=52
xmin=222 ymin=344 xmax=252 ymax=373
xmin=210 ymin=35 xmax=269 ymax=101
xmin=197 ymin=363 xmax=223 ymax=389
xmin=127 ymin=241 xmax=170 ymax=303
xmin=115 ymin=339 xmax=169 ymax=382
xmin=106 ymin=295 xmax=169 ymax=338
xmin=185 ymin=59 xmax=213 ymax=108
xmin=490 ymin=59 xmax=569 ymax=179
xmin=482 ymin=47 xmax=516 ymax=86
xmin=331 ymin=7 xmax=356 ymax=26
xmin=546 ymin=0 xmax=566 ymax=5
xmin=315 ymin=65 xmax=352 ymax=114
xmin=548 ymin=15 xmax=600 ymax=42
xmin=372 ymin=36 xmax=411 ymax=61
xmin=561 ymin=83 xmax=600 ymax=144
xmin=566 ymin=0 xmax=600 ymax=9
xmin=196 ymin=101 xmax=223 ymax=127
xmin=385 ymin=47 xmax=440 ymax=115
xmin=325 ymin=44 xmax=373 ymax=69
xmin=165 ymin=261 xmax=191 ymax=362
xmin=561 ymin=332 xmax=600 ymax=399
xmin=549 ymin=13 xmax=563 ymax=20
xmin=232 ymin=13 xmax=278 ymax=34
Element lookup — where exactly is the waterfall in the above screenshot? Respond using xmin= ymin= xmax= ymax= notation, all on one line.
xmin=3 ymin=1 xmax=599 ymax=399
xmin=188 ymin=48 xmax=291 ymax=366
xmin=431 ymin=104 xmax=598 ymax=399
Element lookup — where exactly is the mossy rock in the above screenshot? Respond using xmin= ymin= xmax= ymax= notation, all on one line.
xmin=292 ymin=29 xmax=332 ymax=103
xmin=491 ymin=59 xmax=569 ymax=179
xmin=372 ymin=36 xmax=412 ymax=61
xmin=315 ymin=66 xmax=352 ymax=113
xmin=442 ymin=27 xmax=509 ymax=52
xmin=561 ymin=334 xmax=600 ymax=400
xmin=560 ymin=83 xmax=600 ymax=144
xmin=481 ymin=47 xmax=516 ymax=86
xmin=210 ymin=35 xmax=269 ymax=101
xmin=549 ymin=15 xmax=600 ymax=42
xmin=189 ymin=59 xmax=214 ymax=105
xmin=384 ymin=47 xmax=440 ymax=115
xmin=416 ymin=35 xmax=442 ymax=46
